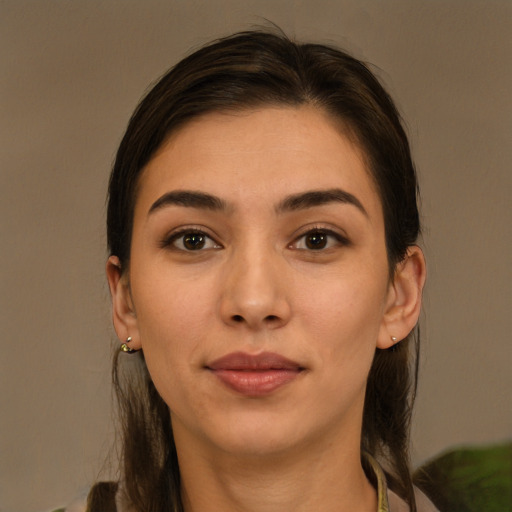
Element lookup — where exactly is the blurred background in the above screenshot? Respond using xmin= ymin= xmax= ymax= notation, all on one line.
xmin=1 ymin=1 xmax=510 ymax=511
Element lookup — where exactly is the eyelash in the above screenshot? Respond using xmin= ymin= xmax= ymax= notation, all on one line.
xmin=161 ymin=226 xmax=350 ymax=252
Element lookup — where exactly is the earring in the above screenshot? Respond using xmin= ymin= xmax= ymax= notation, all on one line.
xmin=389 ymin=336 xmax=399 ymax=352
xmin=120 ymin=336 xmax=137 ymax=354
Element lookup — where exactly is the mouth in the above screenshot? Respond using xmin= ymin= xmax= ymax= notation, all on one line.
xmin=206 ymin=351 xmax=305 ymax=397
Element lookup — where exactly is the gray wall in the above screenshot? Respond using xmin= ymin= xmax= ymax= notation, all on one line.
xmin=1 ymin=1 xmax=510 ymax=511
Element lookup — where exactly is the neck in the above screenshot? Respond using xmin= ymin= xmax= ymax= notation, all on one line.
xmin=174 ymin=420 xmax=377 ymax=512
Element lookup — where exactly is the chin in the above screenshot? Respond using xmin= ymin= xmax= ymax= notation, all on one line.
xmin=198 ymin=409 xmax=308 ymax=458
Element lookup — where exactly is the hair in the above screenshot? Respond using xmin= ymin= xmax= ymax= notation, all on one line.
xmin=101 ymin=29 xmax=421 ymax=512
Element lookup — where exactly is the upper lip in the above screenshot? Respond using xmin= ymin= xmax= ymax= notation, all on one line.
xmin=206 ymin=351 xmax=304 ymax=371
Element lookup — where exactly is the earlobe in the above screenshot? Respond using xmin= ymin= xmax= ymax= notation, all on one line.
xmin=377 ymin=246 xmax=426 ymax=349
xmin=106 ymin=256 xmax=141 ymax=350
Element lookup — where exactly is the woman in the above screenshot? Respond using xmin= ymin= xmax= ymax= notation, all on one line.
xmin=87 ymin=30 xmax=433 ymax=511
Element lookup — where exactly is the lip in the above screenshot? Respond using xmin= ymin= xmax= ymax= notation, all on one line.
xmin=206 ymin=351 xmax=304 ymax=397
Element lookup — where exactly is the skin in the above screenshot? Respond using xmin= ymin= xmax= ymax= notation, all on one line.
xmin=107 ymin=106 xmax=426 ymax=512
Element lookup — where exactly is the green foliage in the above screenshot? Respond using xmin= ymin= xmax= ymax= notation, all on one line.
xmin=414 ymin=442 xmax=512 ymax=512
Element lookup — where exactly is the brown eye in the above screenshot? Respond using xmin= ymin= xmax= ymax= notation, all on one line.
xmin=305 ymin=232 xmax=328 ymax=250
xmin=165 ymin=230 xmax=220 ymax=251
xmin=291 ymin=228 xmax=348 ymax=251
xmin=183 ymin=233 xmax=206 ymax=250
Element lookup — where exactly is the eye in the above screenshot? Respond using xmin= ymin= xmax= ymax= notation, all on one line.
xmin=292 ymin=229 xmax=348 ymax=251
xmin=164 ymin=230 xmax=221 ymax=251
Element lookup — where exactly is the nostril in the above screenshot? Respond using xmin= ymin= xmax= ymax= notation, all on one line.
xmin=229 ymin=314 xmax=283 ymax=325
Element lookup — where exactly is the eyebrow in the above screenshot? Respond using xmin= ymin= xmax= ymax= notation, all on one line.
xmin=276 ymin=188 xmax=368 ymax=217
xmin=148 ymin=188 xmax=368 ymax=217
xmin=148 ymin=190 xmax=229 ymax=214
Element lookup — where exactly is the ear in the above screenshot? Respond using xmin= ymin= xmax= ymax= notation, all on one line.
xmin=106 ymin=256 xmax=142 ymax=350
xmin=377 ymin=246 xmax=426 ymax=349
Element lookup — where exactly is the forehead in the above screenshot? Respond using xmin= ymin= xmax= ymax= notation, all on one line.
xmin=135 ymin=106 xmax=382 ymax=219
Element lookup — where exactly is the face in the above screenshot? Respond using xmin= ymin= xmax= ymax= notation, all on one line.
xmin=111 ymin=106 xmax=404 ymax=458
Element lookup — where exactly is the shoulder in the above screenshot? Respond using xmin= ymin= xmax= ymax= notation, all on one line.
xmin=50 ymin=495 xmax=87 ymax=512
xmin=414 ymin=486 xmax=440 ymax=512
xmin=364 ymin=453 xmax=438 ymax=512
xmin=388 ymin=486 xmax=439 ymax=512
xmin=54 ymin=481 xmax=118 ymax=512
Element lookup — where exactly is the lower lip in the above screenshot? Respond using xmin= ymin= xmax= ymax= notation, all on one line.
xmin=210 ymin=369 xmax=301 ymax=396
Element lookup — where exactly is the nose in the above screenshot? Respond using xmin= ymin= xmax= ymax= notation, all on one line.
xmin=219 ymin=246 xmax=292 ymax=331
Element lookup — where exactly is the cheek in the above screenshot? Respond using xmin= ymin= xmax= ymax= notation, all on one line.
xmin=130 ymin=272 xmax=216 ymax=395
xmin=295 ymin=268 xmax=388 ymax=370
xmin=133 ymin=287 xmax=215 ymax=425
xmin=298 ymin=269 xmax=387 ymax=334
xmin=134 ymin=266 xmax=213 ymax=341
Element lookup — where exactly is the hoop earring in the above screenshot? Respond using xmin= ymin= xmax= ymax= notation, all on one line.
xmin=120 ymin=336 xmax=138 ymax=354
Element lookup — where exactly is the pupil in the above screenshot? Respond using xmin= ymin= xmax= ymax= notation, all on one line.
xmin=306 ymin=232 xmax=327 ymax=250
xmin=184 ymin=233 xmax=205 ymax=250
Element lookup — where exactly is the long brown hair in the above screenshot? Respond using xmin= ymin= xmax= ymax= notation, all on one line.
xmin=101 ymin=30 xmax=421 ymax=511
